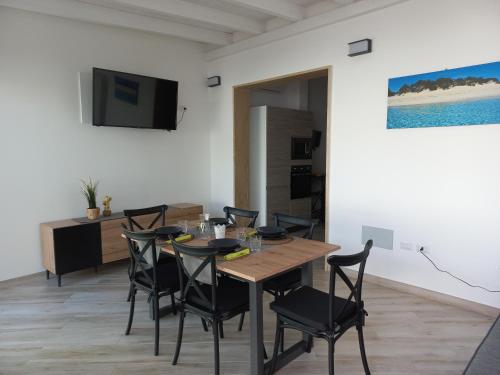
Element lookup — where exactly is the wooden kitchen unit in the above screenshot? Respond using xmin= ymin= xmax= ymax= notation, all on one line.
xmin=40 ymin=203 xmax=202 ymax=286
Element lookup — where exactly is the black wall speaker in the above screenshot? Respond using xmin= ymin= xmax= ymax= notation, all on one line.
xmin=348 ymin=39 xmax=372 ymax=57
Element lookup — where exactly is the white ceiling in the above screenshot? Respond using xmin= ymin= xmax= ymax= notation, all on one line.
xmin=0 ymin=0 xmax=361 ymax=49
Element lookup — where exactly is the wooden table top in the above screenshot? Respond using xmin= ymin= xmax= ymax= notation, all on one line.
xmin=161 ymin=230 xmax=340 ymax=282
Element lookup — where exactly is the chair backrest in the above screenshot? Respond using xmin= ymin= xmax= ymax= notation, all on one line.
xmin=122 ymin=228 xmax=159 ymax=288
xmin=273 ymin=212 xmax=318 ymax=239
xmin=123 ymin=204 xmax=168 ymax=231
xmin=223 ymin=206 xmax=259 ymax=228
xmin=326 ymin=239 xmax=372 ymax=331
xmin=172 ymin=241 xmax=219 ymax=312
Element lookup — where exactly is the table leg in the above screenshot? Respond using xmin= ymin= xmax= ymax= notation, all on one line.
xmin=249 ymin=281 xmax=264 ymax=375
xmin=301 ymin=261 xmax=313 ymax=286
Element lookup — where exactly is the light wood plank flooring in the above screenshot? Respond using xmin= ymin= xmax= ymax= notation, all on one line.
xmin=0 ymin=261 xmax=494 ymax=375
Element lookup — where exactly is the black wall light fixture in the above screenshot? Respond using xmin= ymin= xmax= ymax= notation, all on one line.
xmin=207 ymin=76 xmax=221 ymax=87
xmin=348 ymin=39 xmax=372 ymax=57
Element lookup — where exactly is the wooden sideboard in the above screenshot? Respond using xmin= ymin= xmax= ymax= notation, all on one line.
xmin=40 ymin=203 xmax=203 ymax=286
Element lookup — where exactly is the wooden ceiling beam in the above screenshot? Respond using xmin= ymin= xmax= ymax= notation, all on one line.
xmin=110 ymin=0 xmax=264 ymax=34
xmin=0 ymin=0 xmax=232 ymax=45
xmin=224 ymin=0 xmax=304 ymax=22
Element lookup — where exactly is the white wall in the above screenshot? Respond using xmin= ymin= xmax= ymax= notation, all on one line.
xmin=250 ymin=80 xmax=308 ymax=110
xmin=0 ymin=7 xmax=211 ymax=281
xmin=207 ymin=0 xmax=500 ymax=308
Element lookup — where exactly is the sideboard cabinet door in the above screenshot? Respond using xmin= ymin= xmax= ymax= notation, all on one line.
xmin=53 ymin=222 xmax=102 ymax=275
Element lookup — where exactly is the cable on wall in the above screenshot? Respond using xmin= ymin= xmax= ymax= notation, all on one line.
xmin=418 ymin=247 xmax=500 ymax=293
xmin=176 ymin=106 xmax=187 ymax=126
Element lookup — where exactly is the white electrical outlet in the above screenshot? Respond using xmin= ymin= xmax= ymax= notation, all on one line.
xmin=400 ymin=241 xmax=414 ymax=251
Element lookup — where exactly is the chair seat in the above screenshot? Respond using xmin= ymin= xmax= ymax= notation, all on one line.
xmin=186 ymin=276 xmax=249 ymax=314
xmin=270 ymin=286 xmax=358 ymax=331
xmin=264 ymin=268 xmax=302 ymax=293
xmin=136 ymin=261 xmax=180 ymax=292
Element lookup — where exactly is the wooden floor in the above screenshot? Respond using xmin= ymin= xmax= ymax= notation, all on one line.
xmin=0 ymin=261 xmax=494 ymax=375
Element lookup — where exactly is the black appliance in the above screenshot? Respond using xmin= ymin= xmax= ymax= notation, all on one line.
xmin=290 ymin=165 xmax=312 ymax=200
xmin=92 ymin=67 xmax=178 ymax=130
xmin=291 ymin=137 xmax=312 ymax=160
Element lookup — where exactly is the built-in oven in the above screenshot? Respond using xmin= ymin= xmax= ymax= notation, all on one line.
xmin=290 ymin=165 xmax=312 ymax=200
xmin=291 ymin=137 xmax=312 ymax=160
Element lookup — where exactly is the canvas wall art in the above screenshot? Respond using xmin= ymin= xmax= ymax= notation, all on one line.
xmin=387 ymin=61 xmax=500 ymax=129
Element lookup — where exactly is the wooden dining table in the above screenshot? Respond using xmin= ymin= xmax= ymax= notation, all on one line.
xmin=161 ymin=228 xmax=340 ymax=375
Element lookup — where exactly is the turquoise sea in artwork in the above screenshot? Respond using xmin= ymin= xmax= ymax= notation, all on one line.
xmin=387 ymin=96 xmax=500 ymax=129
xmin=387 ymin=61 xmax=500 ymax=129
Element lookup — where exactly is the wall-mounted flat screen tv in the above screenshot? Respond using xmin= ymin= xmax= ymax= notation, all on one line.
xmin=92 ymin=68 xmax=178 ymax=130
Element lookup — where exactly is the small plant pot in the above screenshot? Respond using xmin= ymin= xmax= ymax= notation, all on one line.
xmin=103 ymin=209 xmax=112 ymax=217
xmin=87 ymin=208 xmax=100 ymax=220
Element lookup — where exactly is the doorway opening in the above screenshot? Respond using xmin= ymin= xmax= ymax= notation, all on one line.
xmin=233 ymin=67 xmax=331 ymax=242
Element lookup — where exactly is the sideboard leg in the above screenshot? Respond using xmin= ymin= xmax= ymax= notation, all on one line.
xmin=46 ymin=270 xmax=50 ymax=280
xmin=57 ymin=274 xmax=62 ymax=287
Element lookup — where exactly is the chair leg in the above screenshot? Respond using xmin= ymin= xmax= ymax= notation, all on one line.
xmin=201 ymin=318 xmax=208 ymax=332
xmin=125 ymin=286 xmax=136 ymax=335
xmin=170 ymin=292 xmax=177 ymax=315
xmin=357 ymin=325 xmax=371 ymax=375
xmin=212 ymin=319 xmax=220 ymax=375
xmin=154 ymin=294 xmax=160 ymax=356
xmin=268 ymin=316 xmax=282 ymax=375
xmin=126 ymin=283 xmax=133 ymax=302
xmin=219 ymin=321 xmax=224 ymax=339
xmin=238 ymin=312 xmax=245 ymax=331
xmin=328 ymin=338 xmax=335 ymax=375
xmin=172 ymin=311 xmax=185 ymax=365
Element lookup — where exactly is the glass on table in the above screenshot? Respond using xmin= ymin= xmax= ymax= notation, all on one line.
xmin=177 ymin=219 xmax=189 ymax=233
xmin=249 ymin=235 xmax=262 ymax=252
xmin=236 ymin=227 xmax=247 ymax=241
xmin=199 ymin=221 xmax=212 ymax=240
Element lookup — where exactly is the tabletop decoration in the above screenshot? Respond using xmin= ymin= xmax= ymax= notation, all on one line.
xmin=102 ymin=195 xmax=112 ymax=216
xmin=81 ymin=177 xmax=99 ymax=220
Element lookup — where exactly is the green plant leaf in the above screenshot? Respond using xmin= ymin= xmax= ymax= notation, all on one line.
xmin=81 ymin=177 xmax=98 ymax=209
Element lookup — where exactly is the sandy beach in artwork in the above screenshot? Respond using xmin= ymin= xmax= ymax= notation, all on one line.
xmin=388 ymin=82 xmax=500 ymax=107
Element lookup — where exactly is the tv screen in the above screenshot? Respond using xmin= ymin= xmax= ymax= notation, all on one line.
xmin=92 ymin=68 xmax=178 ymax=130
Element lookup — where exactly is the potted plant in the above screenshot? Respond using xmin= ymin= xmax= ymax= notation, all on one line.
xmin=81 ymin=178 xmax=100 ymax=220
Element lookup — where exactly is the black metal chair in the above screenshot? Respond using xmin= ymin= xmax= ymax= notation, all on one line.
xmin=265 ymin=213 xmax=318 ymax=295
xmin=221 ymin=206 xmax=259 ymax=332
xmin=122 ymin=228 xmax=181 ymax=356
xmin=124 ymin=204 xmax=168 ymax=232
xmin=171 ymin=241 xmax=250 ymax=375
xmin=259 ymin=213 xmax=318 ymax=350
xmin=268 ymin=240 xmax=373 ymax=375
xmin=124 ymin=205 xmax=176 ymax=301
xmin=223 ymin=206 xmax=259 ymax=228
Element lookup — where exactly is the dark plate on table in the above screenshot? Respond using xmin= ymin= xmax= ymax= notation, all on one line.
xmin=209 ymin=217 xmax=229 ymax=226
xmin=257 ymin=226 xmax=287 ymax=239
xmin=208 ymin=238 xmax=241 ymax=254
xmin=155 ymin=226 xmax=183 ymax=239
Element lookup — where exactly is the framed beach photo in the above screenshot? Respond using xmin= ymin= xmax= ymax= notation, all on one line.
xmin=387 ymin=61 xmax=500 ymax=129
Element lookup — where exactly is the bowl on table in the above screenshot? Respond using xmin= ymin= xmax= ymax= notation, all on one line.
xmin=209 ymin=217 xmax=229 ymax=226
xmin=155 ymin=226 xmax=184 ymax=240
xmin=256 ymin=226 xmax=287 ymax=240
xmin=208 ymin=238 xmax=241 ymax=255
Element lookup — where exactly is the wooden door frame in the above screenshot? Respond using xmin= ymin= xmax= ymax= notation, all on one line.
xmin=233 ymin=66 xmax=332 ymax=242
